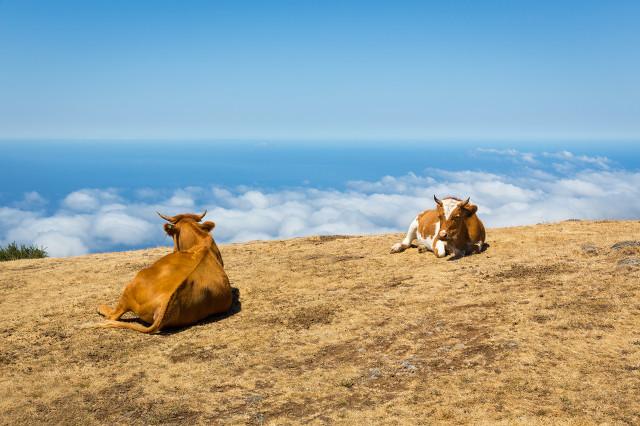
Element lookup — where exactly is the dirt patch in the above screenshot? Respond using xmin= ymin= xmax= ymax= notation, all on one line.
xmin=614 ymin=247 xmax=640 ymax=258
xmin=580 ymin=243 xmax=600 ymax=256
xmin=491 ymin=262 xmax=571 ymax=281
xmin=450 ymin=301 xmax=497 ymax=311
xmin=287 ymin=304 xmax=337 ymax=330
xmin=617 ymin=257 xmax=640 ymax=268
xmin=333 ymin=254 xmax=365 ymax=262
xmin=546 ymin=297 xmax=616 ymax=314
xmin=532 ymin=314 xmax=552 ymax=323
xmin=303 ymin=253 xmax=364 ymax=263
xmin=611 ymin=240 xmax=640 ymax=250
xmin=313 ymin=235 xmax=354 ymax=243
xmin=386 ymin=274 xmax=413 ymax=287
xmin=168 ymin=343 xmax=229 ymax=363
xmin=262 ymin=302 xmax=339 ymax=330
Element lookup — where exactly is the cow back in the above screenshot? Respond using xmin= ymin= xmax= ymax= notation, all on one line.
xmin=417 ymin=209 xmax=439 ymax=239
xmin=168 ymin=245 xmax=231 ymax=327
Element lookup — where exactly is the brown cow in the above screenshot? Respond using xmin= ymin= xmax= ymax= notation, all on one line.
xmin=95 ymin=210 xmax=232 ymax=333
xmin=390 ymin=196 xmax=486 ymax=258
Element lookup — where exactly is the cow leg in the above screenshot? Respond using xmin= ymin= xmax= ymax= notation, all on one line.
xmin=449 ymin=247 xmax=465 ymax=260
xmin=98 ymin=299 xmax=129 ymax=320
xmin=390 ymin=217 xmax=418 ymax=253
xmin=98 ymin=296 xmax=171 ymax=334
xmin=433 ymin=239 xmax=447 ymax=258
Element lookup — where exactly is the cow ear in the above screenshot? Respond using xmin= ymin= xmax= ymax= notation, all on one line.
xmin=462 ymin=203 xmax=478 ymax=216
xmin=200 ymin=221 xmax=216 ymax=233
xmin=164 ymin=223 xmax=178 ymax=235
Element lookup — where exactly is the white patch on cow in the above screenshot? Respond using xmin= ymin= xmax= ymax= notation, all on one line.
xmin=415 ymin=220 xmax=444 ymax=256
xmin=391 ymin=216 xmax=418 ymax=253
xmin=442 ymin=198 xmax=460 ymax=219
xmin=420 ymin=220 xmax=437 ymax=248
xmin=402 ymin=216 xmax=419 ymax=246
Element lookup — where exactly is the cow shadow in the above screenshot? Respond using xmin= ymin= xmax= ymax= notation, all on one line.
xmin=447 ymin=242 xmax=491 ymax=261
xmin=199 ymin=286 xmax=242 ymax=325
xmin=159 ymin=286 xmax=242 ymax=334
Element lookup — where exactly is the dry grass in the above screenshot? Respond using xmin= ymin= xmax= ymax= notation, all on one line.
xmin=1 ymin=220 xmax=640 ymax=425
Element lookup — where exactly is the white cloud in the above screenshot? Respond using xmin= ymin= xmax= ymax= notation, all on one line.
xmin=542 ymin=151 xmax=611 ymax=170
xmin=63 ymin=191 xmax=98 ymax=211
xmin=93 ymin=212 xmax=154 ymax=245
xmin=2 ymin=149 xmax=639 ymax=257
xmin=476 ymin=148 xmax=538 ymax=164
xmin=238 ymin=191 xmax=270 ymax=209
xmin=166 ymin=188 xmax=204 ymax=208
xmin=12 ymin=191 xmax=48 ymax=209
xmin=554 ymin=178 xmax=606 ymax=197
xmin=476 ymin=148 xmax=612 ymax=170
xmin=135 ymin=187 xmax=161 ymax=199
xmin=347 ymin=173 xmax=435 ymax=193
xmin=2 ymin=213 xmax=93 ymax=257
xmin=24 ymin=191 xmax=46 ymax=204
xmin=63 ymin=189 xmax=119 ymax=211
xmin=33 ymin=233 xmax=88 ymax=257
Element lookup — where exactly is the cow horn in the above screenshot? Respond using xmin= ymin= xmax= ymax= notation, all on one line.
xmin=157 ymin=212 xmax=177 ymax=223
xmin=433 ymin=195 xmax=443 ymax=206
xmin=460 ymin=197 xmax=470 ymax=207
xmin=196 ymin=210 xmax=207 ymax=222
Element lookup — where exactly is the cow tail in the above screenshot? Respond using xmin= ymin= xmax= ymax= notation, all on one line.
xmin=98 ymin=289 xmax=177 ymax=334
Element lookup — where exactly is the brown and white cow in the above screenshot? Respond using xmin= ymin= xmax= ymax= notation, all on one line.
xmin=94 ymin=210 xmax=232 ymax=333
xmin=390 ymin=196 xmax=486 ymax=258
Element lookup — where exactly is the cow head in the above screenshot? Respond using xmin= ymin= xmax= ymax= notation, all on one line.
xmin=433 ymin=195 xmax=477 ymax=244
xmin=158 ymin=210 xmax=215 ymax=251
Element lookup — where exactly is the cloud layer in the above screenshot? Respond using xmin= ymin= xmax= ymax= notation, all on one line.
xmin=2 ymin=150 xmax=639 ymax=257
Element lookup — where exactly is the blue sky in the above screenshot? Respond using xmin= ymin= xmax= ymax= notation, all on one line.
xmin=1 ymin=0 xmax=639 ymax=140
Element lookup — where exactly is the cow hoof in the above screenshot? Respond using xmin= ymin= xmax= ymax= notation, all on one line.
xmin=97 ymin=304 xmax=113 ymax=317
xmin=434 ymin=249 xmax=447 ymax=258
xmin=390 ymin=243 xmax=406 ymax=254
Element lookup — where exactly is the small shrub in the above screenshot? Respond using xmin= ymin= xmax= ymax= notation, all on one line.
xmin=0 ymin=242 xmax=47 ymax=261
xmin=339 ymin=378 xmax=355 ymax=388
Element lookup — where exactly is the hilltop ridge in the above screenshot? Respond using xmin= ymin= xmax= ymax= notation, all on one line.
xmin=1 ymin=221 xmax=640 ymax=424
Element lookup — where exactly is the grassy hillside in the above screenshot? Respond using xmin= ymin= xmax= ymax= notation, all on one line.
xmin=1 ymin=221 xmax=639 ymax=425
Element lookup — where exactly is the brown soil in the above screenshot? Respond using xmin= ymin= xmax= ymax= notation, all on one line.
xmin=1 ymin=221 xmax=640 ymax=425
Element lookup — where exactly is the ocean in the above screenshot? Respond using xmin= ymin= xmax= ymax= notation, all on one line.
xmin=2 ymin=140 xmax=638 ymax=206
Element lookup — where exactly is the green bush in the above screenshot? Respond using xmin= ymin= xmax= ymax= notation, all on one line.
xmin=0 ymin=242 xmax=48 ymax=261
